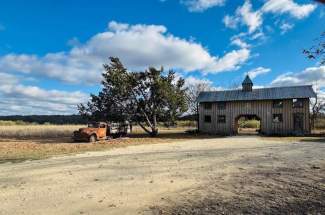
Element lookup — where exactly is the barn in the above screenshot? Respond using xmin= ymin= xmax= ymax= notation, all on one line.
xmin=197 ymin=75 xmax=317 ymax=135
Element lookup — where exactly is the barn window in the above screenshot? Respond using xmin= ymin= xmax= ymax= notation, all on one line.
xmin=218 ymin=102 xmax=226 ymax=110
xmin=204 ymin=103 xmax=212 ymax=110
xmin=273 ymin=100 xmax=283 ymax=108
xmin=204 ymin=115 xmax=211 ymax=123
xmin=293 ymin=99 xmax=303 ymax=108
xmin=218 ymin=115 xmax=226 ymax=123
xmin=272 ymin=114 xmax=283 ymax=123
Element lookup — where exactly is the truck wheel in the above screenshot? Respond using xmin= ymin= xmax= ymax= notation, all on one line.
xmin=89 ymin=135 xmax=97 ymax=143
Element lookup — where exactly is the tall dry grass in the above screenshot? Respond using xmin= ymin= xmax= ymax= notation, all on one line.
xmin=0 ymin=119 xmax=197 ymax=140
xmin=0 ymin=124 xmax=84 ymax=139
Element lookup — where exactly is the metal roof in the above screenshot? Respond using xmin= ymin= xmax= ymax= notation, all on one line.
xmin=197 ymin=85 xmax=316 ymax=102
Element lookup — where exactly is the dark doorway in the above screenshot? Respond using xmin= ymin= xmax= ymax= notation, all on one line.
xmin=235 ymin=115 xmax=261 ymax=135
xmin=293 ymin=113 xmax=304 ymax=134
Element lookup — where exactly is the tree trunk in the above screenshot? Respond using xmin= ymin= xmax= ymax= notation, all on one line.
xmin=311 ymin=96 xmax=318 ymax=130
xmin=311 ymin=114 xmax=315 ymax=130
xmin=137 ymin=122 xmax=151 ymax=134
xmin=150 ymin=113 xmax=158 ymax=137
xmin=150 ymin=128 xmax=158 ymax=137
xmin=137 ymin=120 xmax=158 ymax=137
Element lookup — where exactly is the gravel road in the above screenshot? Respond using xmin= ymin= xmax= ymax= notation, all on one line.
xmin=1 ymin=136 xmax=324 ymax=215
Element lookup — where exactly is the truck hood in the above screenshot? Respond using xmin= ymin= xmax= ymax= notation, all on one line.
xmin=77 ymin=128 xmax=97 ymax=134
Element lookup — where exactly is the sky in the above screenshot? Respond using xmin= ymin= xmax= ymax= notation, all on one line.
xmin=0 ymin=0 xmax=324 ymax=115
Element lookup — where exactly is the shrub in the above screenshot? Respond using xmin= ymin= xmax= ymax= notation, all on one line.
xmin=238 ymin=119 xmax=260 ymax=129
xmin=315 ymin=118 xmax=325 ymax=129
xmin=176 ymin=120 xmax=197 ymax=127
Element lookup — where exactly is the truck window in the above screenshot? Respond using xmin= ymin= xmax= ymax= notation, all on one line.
xmin=88 ymin=123 xmax=99 ymax=128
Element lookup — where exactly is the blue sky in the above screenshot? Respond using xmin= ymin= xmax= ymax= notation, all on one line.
xmin=0 ymin=0 xmax=324 ymax=115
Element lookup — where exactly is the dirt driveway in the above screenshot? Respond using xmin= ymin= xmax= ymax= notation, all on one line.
xmin=0 ymin=136 xmax=324 ymax=215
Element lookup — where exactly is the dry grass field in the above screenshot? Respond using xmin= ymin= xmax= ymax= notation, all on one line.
xmin=0 ymin=122 xmax=324 ymax=164
xmin=0 ymin=124 xmax=200 ymax=163
xmin=0 ymin=124 xmax=82 ymax=139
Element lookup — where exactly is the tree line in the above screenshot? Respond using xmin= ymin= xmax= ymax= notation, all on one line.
xmin=0 ymin=115 xmax=87 ymax=125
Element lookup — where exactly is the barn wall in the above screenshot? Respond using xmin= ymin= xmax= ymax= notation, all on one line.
xmin=199 ymin=98 xmax=310 ymax=135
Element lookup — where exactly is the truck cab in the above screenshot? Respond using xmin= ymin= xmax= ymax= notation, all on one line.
xmin=73 ymin=121 xmax=130 ymax=142
xmin=73 ymin=122 xmax=107 ymax=142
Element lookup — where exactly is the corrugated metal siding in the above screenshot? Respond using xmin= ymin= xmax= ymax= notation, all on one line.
xmin=197 ymin=85 xmax=316 ymax=102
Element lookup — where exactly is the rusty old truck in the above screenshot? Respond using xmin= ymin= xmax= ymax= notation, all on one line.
xmin=73 ymin=122 xmax=130 ymax=142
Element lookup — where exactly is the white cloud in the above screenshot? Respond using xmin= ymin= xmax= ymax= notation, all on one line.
xmin=0 ymin=72 xmax=19 ymax=85
xmin=184 ymin=76 xmax=223 ymax=91
xmin=0 ymin=85 xmax=87 ymax=105
xmin=0 ymin=73 xmax=89 ymax=115
xmin=231 ymin=37 xmax=250 ymax=49
xmin=246 ymin=67 xmax=271 ymax=79
xmin=223 ymin=1 xmax=263 ymax=34
xmin=203 ymin=48 xmax=250 ymax=74
xmin=0 ymin=21 xmax=250 ymax=84
xmin=181 ymin=0 xmax=225 ymax=12
xmin=271 ymin=66 xmax=325 ymax=87
xmin=0 ymin=53 xmax=102 ymax=84
xmin=223 ymin=0 xmax=316 ymax=34
xmin=251 ymin=31 xmax=265 ymax=40
xmin=279 ymin=22 xmax=294 ymax=34
xmin=0 ymin=21 xmax=252 ymax=115
xmin=185 ymin=75 xmax=213 ymax=86
xmin=223 ymin=15 xmax=239 ymax=29
xmin=271 ymin=65 xmax=325 ymax=100
xmin=237 ymin=1 xmax=263 ymax=33
xmin=262 ymin=0 xmax=316 ymax=19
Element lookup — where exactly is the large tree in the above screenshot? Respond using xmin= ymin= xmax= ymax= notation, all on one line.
xmin=78 ymin=57 xmax=187 ymax=136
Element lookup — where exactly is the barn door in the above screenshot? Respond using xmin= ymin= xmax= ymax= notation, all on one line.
xmin=293 ymin=113 xmax=304 ymax=134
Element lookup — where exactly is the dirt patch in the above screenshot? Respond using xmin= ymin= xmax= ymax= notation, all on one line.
xmin=1 ymin=124 xmax=323 ymax=163
xmin=0 ymin=129 xmax=212 ymax=163
xmin=151 ymin=165 xmax=325 ymax=215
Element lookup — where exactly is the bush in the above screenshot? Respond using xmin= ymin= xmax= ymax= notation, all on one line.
xmin=238 ymin=119 xmax=260 ymax=129
xmin=0 ymin=120 xmax=33 ymax=126
xmin=314 ymin=118 xmax=325 ymax=129
xmin=176 ymin=120 xmax=197 ymax=127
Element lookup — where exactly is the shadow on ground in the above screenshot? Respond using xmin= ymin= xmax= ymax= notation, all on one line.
xmin=1 ymin=132 xmax=221 ymax=144
xmin=129 ymin=132 xmax=222 ymax=140
xmin=150 ymin=165 xmax=325 ymax=215
xmin=299 ymin=138 xmax=325 ymax=143
xmin=0 ymin=158 xmax=36 ymax=164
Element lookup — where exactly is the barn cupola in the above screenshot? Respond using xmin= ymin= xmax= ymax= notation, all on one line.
xmin=242 ymin=75 xmax=253 ymax=92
